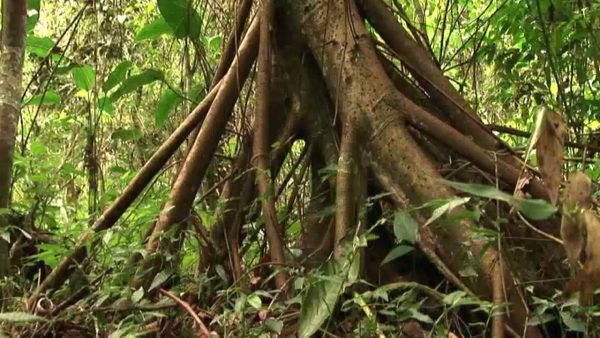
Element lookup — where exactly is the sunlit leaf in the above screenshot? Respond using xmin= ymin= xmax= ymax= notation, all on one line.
xmin=23 ymin=91 xmax=61 ymax=106
xmin=157 ymin=0 xmax=201 ymax=40
xmin=103 ymin=61 xmax=133 ymax=92
xmin=111 ymin=69 xmax=163 ymax=101
xmin=71 ymin=66 xmax=96 ymax=91
xmin=155 ymin=88 xmax=182 ymax=126
xmin=26 ymin=35 xmax=54 ymax=58
xmin=135 ymin=17 xmax=173 ymax=41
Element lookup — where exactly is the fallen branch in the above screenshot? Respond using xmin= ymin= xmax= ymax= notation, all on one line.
xmin=159 ymin=288 xmax=211 ymax=338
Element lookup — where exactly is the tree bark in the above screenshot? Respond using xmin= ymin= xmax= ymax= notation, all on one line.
xmin=280 ymin=0 xmax=539 ymax=336
xmin=253 ymin=0 xmax=289 ymax=292
xmin=0 ymin=0 xmax=27 ymax=279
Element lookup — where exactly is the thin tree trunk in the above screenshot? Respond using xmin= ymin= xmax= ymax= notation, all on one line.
xmin=134 ymin=19 xmax=260 ymax=288
xmin=253 ymin=0 xmax=289 ymax=292
xmin=0 ymin=0 xmax=27 ymax=279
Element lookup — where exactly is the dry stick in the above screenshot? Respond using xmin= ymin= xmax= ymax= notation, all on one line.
xmin=334 ymin=123 xmax=356 ymax=258
xmin=159 ymin=288 xmax=211 ymax=338
xmin=252 ymin=0 xmax=289 ymax=292
xmin=26 ymin=82 xmax=222 ymax=308
xmin=146 ymin=18 xmax=260 ymax=252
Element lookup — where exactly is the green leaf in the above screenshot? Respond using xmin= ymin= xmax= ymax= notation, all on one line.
xmin=110 ymin=69 xmax=163 ymax=101
xmin=71 ymin=66 xmax=96 ymax=91
xmin=149 ymin=271 xmax=171 ymax=291
xmin=518 ymin=199 xmax=557 ymax=220
xmin=157 ymin=0 xmax=201 ymax=39
xmin=0 ymin=312 xmax=47 ymax=323
xmin=26 ymin=35 xmax=54 ymax=58
xmin=442 ymin=180 xmax=513 ymax=202
xmin=103 ymin=61 xmax=132 ymax=92
xmin=23 ymin=91 xmax=61 ymax=106
xmin=98 ymin=96 xmax=114 ymax=114
xmin=135 ymin=17 xmax=174 ymax=41
xmin=380 ymin=245 xmax=414 ymax=266
xmin=424 ymin=197 xmax=470 ymax=226
xmin=393 ymin=211 xmax=418 ymax=244
xmin=155 ymin=88 xmax=182 ymax=126
xmin=298 ymin=262 xmax=344 ymax=338
xmin=111 ymin=128 xmax=143 ymax=141
xmin=131 ymin=287 xmax=144 ymax=303
xmin=27 ymin=0 xmax=41 ymax=32
xmin=247 ymin=293 xmax=262 ymax=310
xmin=264 ymin=318 xmax=284 ymax=334
xmin=560 ymin=311 xmax=586 ymax=332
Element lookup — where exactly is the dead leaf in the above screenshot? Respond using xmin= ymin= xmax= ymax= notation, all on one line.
xmin=560 ymin=172 xmax=592 ymax=267
xmin=565 ymin=210 xmax=600 ymax=305
xmin=562 ymin=171 xmax=592 ymax=210
xmin=536 ymin=109 xmax=564 ymax=205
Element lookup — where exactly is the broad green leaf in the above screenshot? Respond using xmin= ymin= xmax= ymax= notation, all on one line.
xmin=103 ymin=61 xmax=133 ymax=92
xmin=23 ymin=91 xmax=61 ymax=106
xmin=157 ymin=0 xmax=201 ymax=39
xmin=442 ymin=180 xmax=512 ymax=202
xmin=518 ymin=199 xmax=557 ymax=220
xmin=393 ymin=211 xmax=418 ymax=244
xmin=381 ymin=245 xmax=414 ymax=266
xmin=71 ymin=66 xmax=96 ymax=91
xmin=111 ymin=69 xmax=163 ymax=101
xmin=149 ymin=271 xmax=171 ymax=291
xmin=135 ymin=17 xmax=173 ymax=41
xmin=111 ymin=128 xmax=143 ymax=141
xmin=155 ymin=88 xmax=182 ymax=126
xmin=247 ymin=293 xmax=262 ymax=310
xmin=443 ymin=179 xmax=556 ymax=220
xmin=98 ymin=96 xmax=114 ymax=114
xmin=264 ymin=318 xmax=284 ymax=334
xmin=26 ymin=35 xmax=54 ymax=58
xmin=424 ymin=197 xmax=470 ymax=226
xmin=0 ymin=312 xmax=47 ymax=323
xmin=298 ymin=262 xmax=344 ymax=338
xmin=131 ymin=287 xmax=144 ymax=303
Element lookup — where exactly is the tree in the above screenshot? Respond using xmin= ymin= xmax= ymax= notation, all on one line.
xmin=0 ymin=0 xmax=27 ymax=279
xmin=3 ymin=0 xmax=600 ymax=336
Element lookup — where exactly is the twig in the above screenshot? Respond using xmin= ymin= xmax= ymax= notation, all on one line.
xmin=159 ymin=288 xmax=211 ymax=338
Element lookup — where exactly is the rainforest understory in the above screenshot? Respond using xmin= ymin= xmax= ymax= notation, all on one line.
xmin=1 ymin=0 xmax=600 ymax=337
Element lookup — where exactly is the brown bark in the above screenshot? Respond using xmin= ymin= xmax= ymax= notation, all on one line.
xmin=357 ymin=0 xmax=506 ymax=153
xmin=280 ymin=0 xmax=539 ymax=336
xmin=0 ymin=0 xmax=27 ymax=279
xmin=334 ymin=123 xmax=356 ymax=258
xmin=252 ymin=0 xmax=289 ymax=292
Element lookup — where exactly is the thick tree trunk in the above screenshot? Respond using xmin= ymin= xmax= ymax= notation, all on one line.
xmin=280 ymin=0 xmax=540 ymax=336
xmin=0 ymin=0 xmax=27 ymax=279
